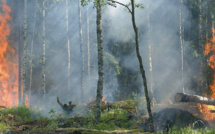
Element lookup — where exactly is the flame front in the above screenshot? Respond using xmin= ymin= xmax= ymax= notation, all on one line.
xmin=0 ymin=0 xmax=19 ymax=107
xmin=197 ymin=28 xmax=215 ymax=120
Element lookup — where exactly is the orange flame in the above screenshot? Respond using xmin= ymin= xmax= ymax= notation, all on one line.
xmin=198 ymin=28 xmax=215 ymax=120
xmin=0 ymin=0 xmax=19 ymax=107
xmin=102 ymin=97 xmax=107 ymax=104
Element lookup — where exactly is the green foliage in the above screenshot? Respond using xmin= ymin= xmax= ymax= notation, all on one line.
xmin=100 ymin=108 xmax=127 ymax=121
xmin=104 ymin=52 xmax=120 ymax=75
xmin=134 ymin=3 xmax=144 ymax=9
xmin=92 ymin=122 xmax=116 ymax=130
xmin=46 ymin=109 xmax=68 ymax=128
xmin=0 ymin=121 xmax=10 ymax=133
xmin=46 ymin=119 xmax=58 ymax=129
xmin=0 ymin=106 xmax=42 ymax=122
xmin=81 ymin=0 xmax=92 ymax=6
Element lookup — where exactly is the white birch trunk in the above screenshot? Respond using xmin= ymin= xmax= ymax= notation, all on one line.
xmin=42 ymin=0 xmax=46 ymax=101
xmin=147 ymin=1 xmax=154 ymax=101
xmin=179 ymin=0 xmax=184 ymax=93
xmin=87 ymin=7 xmax=90 ymax=76
xmin=78 ymin=0 xmax=84 ymax=100
xmin=66 ymin=0 xmax=71 ymax=98
xmin=29 ymin=0 xmax=37 ymax=107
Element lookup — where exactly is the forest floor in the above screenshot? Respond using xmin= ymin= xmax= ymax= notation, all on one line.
xmin=0 ymin=99 xmax=147 ymax=134
xmin=0 ymin=100 xmax=215 ymax=134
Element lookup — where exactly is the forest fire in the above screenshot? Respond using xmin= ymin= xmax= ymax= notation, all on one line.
xmin=0 ymin=0 xmax=19 ymax=107
xmin=197 ymin=28 xmax=215 ymax=120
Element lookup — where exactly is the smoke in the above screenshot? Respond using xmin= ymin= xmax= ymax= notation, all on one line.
xmin=104 ymin=0 xmax=195 ymax=103
xmin=7 ymin=0 xmax=201 ymax=116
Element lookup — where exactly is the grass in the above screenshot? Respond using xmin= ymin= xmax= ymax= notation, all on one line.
xmin=2 ymin=102 xmax=215 ymax=133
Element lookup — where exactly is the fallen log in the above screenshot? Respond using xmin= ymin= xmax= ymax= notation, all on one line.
xmin=175 ymin=93 xmax=215 ymax=105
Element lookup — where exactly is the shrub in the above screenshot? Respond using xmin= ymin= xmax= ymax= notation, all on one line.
xmin=0 ymin=106 xmax=43 ymax=122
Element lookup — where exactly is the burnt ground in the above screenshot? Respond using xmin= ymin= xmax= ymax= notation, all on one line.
xmin=138 ymin=108 xmax=209 ymax=132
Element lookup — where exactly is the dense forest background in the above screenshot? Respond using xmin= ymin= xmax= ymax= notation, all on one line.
xmin=3 ymin=0 xmax=215 ymax=113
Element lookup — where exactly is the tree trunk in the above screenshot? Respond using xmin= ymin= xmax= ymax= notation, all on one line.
xmin=95 ymin=0 xmax=104 ymax=124
xmin=198 ymin=0 xmax=203 ymax=49
xmin=29 ymin=0 xmax=37 ymax=107
xmin=146 ymin=1 xmax=155 ymax=104
xmin=211 ymin=14 xmax=214 ymax=36
xmin=175 ymin=93 xmax=215 ymax=105
xmin=66 ymin=0 xmax=71 ymax=99
xmin=130 ymin=0 xmax=154 ymax=132
xmin=18 ymin=0 xmax=22 ymax=106
xmin=87 ymin=7 xmax=90 ymax=76
xmin=198 ymin=0 xmax=204 ymax=91
xmin=21 ymin=0 xmax=27 ymax=105
xmin=78 ymin=0 xmax=84 ymax=101
xmin=179 ymin=0 xmax=184 ymax=93
xmin=42 ymin=0 xmax=46 ymax=101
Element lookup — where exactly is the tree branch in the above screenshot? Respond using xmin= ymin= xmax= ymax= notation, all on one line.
xmin=107 ymin=0 xmax=132 ymax=13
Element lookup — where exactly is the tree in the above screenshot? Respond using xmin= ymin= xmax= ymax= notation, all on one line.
xmin=21 ymin=0 xmax=27 ymax=105
xmin=94 ymin=0 xmax=104 ymax=124
xmin=87 ymin=7 xmax=90 ymax=76
xmin=179 ymin=0 xmax=184 ymax=93
xmin=29 ymin=0 xmax=38 ymax=106
xmin=42 ymin=0 xmax=46 ymax=101
xmin=18 ymin=0 xmax=22 ymax=106
xmin=107 ymin=0 xmax=154 ymax=132
xmin=78 ymin=0 xmax=84 ymax=101
xmin=66 ymin=0 xmax=71 ymax=99
xmin=146 ymin=0 xmax=155 ymax=104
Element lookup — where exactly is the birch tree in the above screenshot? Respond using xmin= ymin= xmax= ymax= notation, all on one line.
xmin=87 ymin=7 xmax=90 ymax=76
xmin=66 ymin=0 xmax=71 ymax=98
xmin=78 ymin=0 xmax=84 ymax=100
xmin=179 ymin=0 xmax=184 ymax=93
xmin=29 ymin=0 xmax=38 ymax=106
xmin=146 ymin=1 xmax=155 ymax=104
xmin=42 ymin=0 xmax=46 ymax=101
